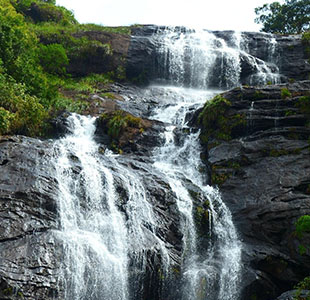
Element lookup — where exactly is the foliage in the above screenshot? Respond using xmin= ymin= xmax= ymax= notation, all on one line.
xmin=0 ymin=0 xmax=131 ymax=138
xmin=0 ymin=74 xmax=48 ymax=136
xmin=294 ymin=276 xmax=310 ymax=300
xmin=0 ymin=107 xmax=13 ymax=134
xmin=0 ymin=0 xmax=53 ymax=100
xmin=77 ymin=23 xmax=132 ymax=35
xmin=302 ymin=31 xmax=310 ymax=59
xmin=38 ymin=43 xmax=68 ymax=75
xmin=295 ymin=215 xmax=310 ymax=238
xmin=99 ymin=110 xmax=142 ymax=140
xmin=11 ymin=0 xmax=77 ymax=25
xmin=281 ymin=88 xmax=292 ymax=99
xmin=255 ymin=0 xmax=310 ymax=34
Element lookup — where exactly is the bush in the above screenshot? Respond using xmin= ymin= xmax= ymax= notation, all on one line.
xmin=0 ymin=107 xmax=13 ymax=134
xmin=38 ymin=43 xmax=69 ymax=75
xmin=0 ymin=74 xmax=48 ymax=136
xmin=12 ymin=0 xmax=76 ymax=25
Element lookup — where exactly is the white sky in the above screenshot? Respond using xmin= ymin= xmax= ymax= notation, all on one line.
xmin=56 ymin=0 xmax=282 ymax=32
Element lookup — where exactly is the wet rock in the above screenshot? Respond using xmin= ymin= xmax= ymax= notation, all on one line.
xmin=275 ymin=290 xmax=310 ymax=300
xmin=48 ymin=111 xmax=72 ymax=138
xmin=196 ymin=81 xmax=310 ymax=299
xmin=0 ymin=136 xmax=61 ymax=299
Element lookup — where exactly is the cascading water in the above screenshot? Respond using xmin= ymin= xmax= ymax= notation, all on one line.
xmin=153 ymin=26 xmax=281 ymax=88
xmin=52 ymin=114 xmax=128 ymax=300
xmin=50 ymin=26 xmax=284 ymax=300
xmin=149 ymin=85 xmax=242 ymax=300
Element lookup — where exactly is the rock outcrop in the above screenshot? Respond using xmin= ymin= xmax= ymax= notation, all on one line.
xmin=195 ymin=81 xmax=310 ymax=300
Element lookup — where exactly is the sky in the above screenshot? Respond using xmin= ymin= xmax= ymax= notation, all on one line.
xmin=56 ymin=0 xmax=282 ymax=32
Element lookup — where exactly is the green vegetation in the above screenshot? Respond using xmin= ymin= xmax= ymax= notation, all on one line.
xmin=197 ymin=95 xmax=246 ymax=143
xmin=294 ymin=276 xmax=310 ymax=299
xmin=99 ymin=110 xmax=142 ymax=140
xmin=97 ymin=110 xmax=147 ymax=152
xmin=281 ymin=88 xmax=292 ymax=99
xmin=295 ymin=215 xmax=310 ymax=238
xmin=0 ymin=0 xmax=131 ymax=137
xmin=255 ymin=0 xmax=310 ymax=34
xmin=296 ymin=96 xmax=310 ymax=116
xmin=194 ymin=200 xmax=211 ymax=237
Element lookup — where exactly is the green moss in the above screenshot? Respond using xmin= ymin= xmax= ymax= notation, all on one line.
xmin=3 ymin=287 xmax=13 ymax=296
xmin=210 ymin=160 xmax=241 ymax=186
xmin=100 ymin=92 xmax=117 ymax=99
xmin=285 ymin=110 xmax=297 ymax=116
xmin=295 ymin=215 xmax=310 ymax=238
xmin=99 ymin=110 xmax=142 ymax=140
xmin=253 ymin=90 xmax=264 ymax=100
xmin=98 ymin=110 xmax=147 ymax=152
xmin=198 ymin=95 xmax=246 ymax=143
xmin=281 ymin=88 xmax=292 ymax=99
xmin=298 ymin=244 xmax=307 ymax=255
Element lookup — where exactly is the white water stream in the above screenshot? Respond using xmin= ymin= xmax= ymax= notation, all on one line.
xmin=150 ymin=86 xmax=242 ymax=300
xmin=52 ymin=115 xmax=128 ymax=300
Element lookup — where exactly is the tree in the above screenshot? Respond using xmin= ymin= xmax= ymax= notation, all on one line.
xmin=255 ymin=0 xmax=310 ymax=34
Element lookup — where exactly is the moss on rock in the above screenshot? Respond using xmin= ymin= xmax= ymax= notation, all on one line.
xmin=97 ymin=110 xmax=151 ymax=152
xmin=197 ymin=95 xmax=246 ymax=144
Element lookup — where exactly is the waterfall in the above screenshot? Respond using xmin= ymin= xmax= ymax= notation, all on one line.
xmin=48 ymin=26 xmax=285 ymax=300
xmin=52 ymin=114 xmax=172 ymax=300
xmin=152 ymin=27 xmax=281 ymax=88
xmin=52 ymin=114 xmax=129 ymax=300
xmin=150 ymin=86 xmax=242 ymax=300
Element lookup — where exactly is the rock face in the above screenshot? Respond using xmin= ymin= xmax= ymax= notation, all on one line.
xmin=126 ymin=25 xmax=310 ymax=86
xmin=0 ymin=136 xmax=60 ymax=299
xmin=0 ymin=111 xmax=185 ymax=299
xmin=195 ymin=81 xmax=310 ymax=300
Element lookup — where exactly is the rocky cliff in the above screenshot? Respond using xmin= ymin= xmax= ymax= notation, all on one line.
xmin=195 ymin=81 xmax=310 ymax=299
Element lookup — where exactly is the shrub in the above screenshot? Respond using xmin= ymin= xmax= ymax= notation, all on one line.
xmin=294 ymin=276 xmax=310 ymax=300
xmin=38 ymin=43 xmax=68 ymax=75
xmin=0 ymin=107 xmax=13 ymax=134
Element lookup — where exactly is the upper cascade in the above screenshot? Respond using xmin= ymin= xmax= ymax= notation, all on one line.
xmin=153 ymin=27 xmax=280 ymax=88
xmin=126 ymin=25 xmax=308 ymax=89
